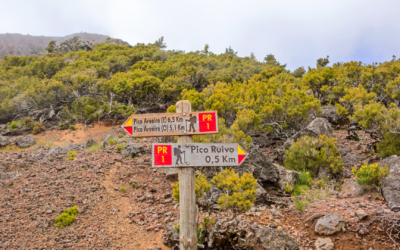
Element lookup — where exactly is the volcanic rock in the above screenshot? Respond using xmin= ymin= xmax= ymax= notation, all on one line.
xmin=315 ymin=213 xmax=345 ymax=235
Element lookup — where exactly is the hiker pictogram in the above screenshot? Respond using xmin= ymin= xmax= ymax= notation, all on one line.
xmin=174 ymin=145 xmax=185 ymax=165
xmin=186 ymin=114 xmax=197 ymax=132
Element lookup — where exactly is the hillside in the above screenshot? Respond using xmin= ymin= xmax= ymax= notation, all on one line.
xmin=1 ymin=36 xmax=400 ymax=249
xmin=0 ymin=32 xmax=109 ymax=57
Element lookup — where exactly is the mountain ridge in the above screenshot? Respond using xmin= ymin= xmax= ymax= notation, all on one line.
xmin=0 ymin=32 xmax=110 ymax=56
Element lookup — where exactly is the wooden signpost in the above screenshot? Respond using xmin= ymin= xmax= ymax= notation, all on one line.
xmin=152 ymin=143 xmax=248 ymax=168
xmin=122 ymin=101 xmax=248 ymax=250
xmin=121 ymin=111 xmax=218 ymax=137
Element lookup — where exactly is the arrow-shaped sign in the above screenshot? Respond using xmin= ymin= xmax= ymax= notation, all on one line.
xmin=152 ymin=143 xmax=248 ymax=168
xmin=122 ymin=111 xmax=218 ymax=138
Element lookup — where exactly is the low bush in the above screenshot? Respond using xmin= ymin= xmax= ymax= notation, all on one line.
xmin=58 ymin=123 xmax=63 ymax=127
xmin=8 ymin=121 xmax=17 ymax=129
xmin=55 ymin=206 xmax=78 ymax=229
xmin=297 ymin=171 xmax=312 ymax=186
xmin=293 ymin=197 xmax=306 ymax=211
xmin=116 ymin=142 xmax=126 ymax=152
xmin=32 ymin=121 xmax=45 ymax=135
xmin=284 ymin=135 xmax=343 ymax=175
xmin=315 ymin=179 xmax=326 ymax=188
xmin=352 ymin=162 xmax=390 ymax=189
xmin=67 ymin=150 xmax=77 ymax=160
xmin=86 ymin=143 xmax=104 ymax=152
xmin=120 ymin=187 xmax=126 ymax=192
xmin=292 ymin=184 xmax=310 ymax=197
xmin=377 ymin=132 xmax=400 ymax=158
xmin=284 ymin=182 xmax=292 ymax=193
xmin=24 ymin=117 xmax=32 ymax=127
xmin=69 ymin=125 xmax=77 ymax=131
xmin=108 ymin=137 xmax=119 ymax=146
xmin=211 ymin=169 xmax=257 ymax=212
xmin=130 ymin=182 xmax=138 ymax=188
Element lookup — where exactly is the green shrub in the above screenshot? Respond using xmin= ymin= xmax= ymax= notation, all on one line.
xmin=284 ymin=182 xmax=292 ymax=193
xmin=108 ymin=137 xmax=119 ymax=146
xmin=284 ymin=135 xmax=343 ymax=175
xmin=24 ymin=117 xmax=32 ymax=127
xmin=67 ymin=150 xmax=77 ymax=160
xmin=58 ymin=123 xmax=63 ymax=127
xmin=172 ymin=171 xmax=212 ymax=203
xmin=32 ymin=121 xmax=45 ymax=135
xmin=297 ymin=171 xmax=312 ymax=186
xmin=120 ymin=187 xmax=126 ymax=192
xmin=166 ymin=105 xmax=176 ymax=113
xmin=315 ymin=179 xmax=325 ymax=188
xmin=293 ymin=197 xmax=306 ymax=211
xmin=55 ymin=206 xmax=78 ymax=229
xmin=352 ymin=162 xmax=390 ymax=189
xmin=116 ymin=142 xmax=126 ymax=152
xmin=211 ymin=169 xmax=257 ymax=212
xmin=203 ymin=216 xmax=216 ymax=227
xmin=173 ymin=223 xmax=180 ymax=234
xmin=130 ymin=182 xmax=138 ymax=188
xmin=292 ymin=184 xmax=310 ymax=197
xmin=86 ymin=143 xmax=104 ymax=152
xmin=69 ymin=125 xmax=77 ymax=131
xmin=8 ymin=121 xmax=17 ymax=129
xmin=377 ymin=132 xmax=400 ymax=157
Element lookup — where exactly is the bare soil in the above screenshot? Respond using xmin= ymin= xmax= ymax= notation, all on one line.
xmin=1 ymin=123 xmax=399 ymax=249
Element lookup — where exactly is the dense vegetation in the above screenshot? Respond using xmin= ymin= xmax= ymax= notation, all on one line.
xmin=1 ymin=39 xmax=400 ymax=153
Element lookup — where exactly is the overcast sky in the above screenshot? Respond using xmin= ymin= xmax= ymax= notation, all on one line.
xmin=1 ymin=0 xmax=399 ymax=71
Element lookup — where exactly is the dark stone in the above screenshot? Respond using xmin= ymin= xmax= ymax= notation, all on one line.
xmin=0 ymin=135 xmax=9 ymax=146
xmin=53 ymin=36 xmax=93 ymax=53
xmin=61 ymin=144 xmax=80 ymax=152
xmin=256 ymin=226 xmax=299 ymax=250
xmin=321 ymin=106 xmax=347 ymax=125
xmin=338 ymin=145 xmax=365 ymax=167
xmin=380 ymin=156 xmax=400 ymax=211
xmin=379 ymin=155 xmax=400 ymax=172
xmin=120 ymin=143 xmax=145 ymax=158
xmin=235 ymin=144 xmax=279 ymax=183
xmin=105 ymin=38 xmax=132 ymax=47
xmin=283 ymin=118 xmax=333 ymax=150
xmin=315 ymin=213 xmax=345 ymax=235
xmin=86 ymin=139 xmax=97 ymax=148
xmin=15 ymin=136 xmax=36 ymax=148
xmin=275 ymin=163 xmax=299 ymax=192
xmin=162 ymin=220 xmax=179 ymax=247
xmin=341 ymin=179 xmax=364 ymax=197
xmin=0 ymin=171 xmax=18 ymax=180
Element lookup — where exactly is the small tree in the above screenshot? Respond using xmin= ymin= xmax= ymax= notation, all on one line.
xmin=284 ymin=135 xmax=343 ymax=175
xmin=317 ymin=55 xmax=330 ymax=68
xmin=32 ymin=121 xmax=45 ymax=135
xmin=211 ymin=169 xmax=257 ymax=215
xmin=46 ymin=41 xmax=56 ymax=53
xmin=352 ymin=162 xmax=389 ymax=189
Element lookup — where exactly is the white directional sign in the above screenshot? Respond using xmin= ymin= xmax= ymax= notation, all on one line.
xmin=152 ymin=143 xmax=248 ymax=168
xmin=122 ymin=111 xmax=218 ymax=137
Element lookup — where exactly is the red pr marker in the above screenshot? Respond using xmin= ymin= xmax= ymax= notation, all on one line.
xmin=154 ymin=145 xmax=172 ymax=166
xmin=199 ymin=113 xmax=217 ymax=132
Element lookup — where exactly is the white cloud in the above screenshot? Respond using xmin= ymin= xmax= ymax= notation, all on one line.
xmin=0 ymin=0 xmax=399 ymax=70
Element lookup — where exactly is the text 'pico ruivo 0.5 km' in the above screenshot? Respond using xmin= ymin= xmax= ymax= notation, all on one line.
xmin=152 ymin=143 xmax=247 ymax=168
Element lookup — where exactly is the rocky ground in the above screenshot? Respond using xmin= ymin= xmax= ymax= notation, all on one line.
xmin=1 ymin=120 xmax=400 ymax=249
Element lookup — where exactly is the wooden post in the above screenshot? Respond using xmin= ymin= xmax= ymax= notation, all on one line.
xmin=176 ymin=100 xmax=197 ymax=250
